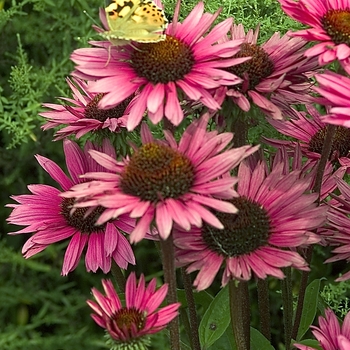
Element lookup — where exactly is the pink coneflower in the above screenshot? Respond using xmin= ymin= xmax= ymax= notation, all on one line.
xmin=6 ymin=140 xmax=135 ymax=275
xmin=173 ymin=151 xmax=327 ymax=290
xmin=263 ymin=104 xmax=350 ymax=163
xmin=41 ymin=77 xmax=131 ymax=140
xmin=278 ymin=0 xmax=350 ymax=73
xmin=222 ymin=24 xmax=318 ymax=119
xmin=314 ymin=71 xmax=350 ymax=127
xmin=87 ymin=274 xmax=180 ymax=347
xmin=62 ymin=114 xmax=259 ymax=243
xmin=294 ymin=308 xmax=350 ymax=350
xmin=71 ymin=1 xmax=248 ymax=130
xmin=323 ymin=176 xmax=350 ymax=281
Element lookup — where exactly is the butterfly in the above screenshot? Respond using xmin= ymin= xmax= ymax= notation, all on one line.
xmin=101 ymin=0 xmax=168 ymax=46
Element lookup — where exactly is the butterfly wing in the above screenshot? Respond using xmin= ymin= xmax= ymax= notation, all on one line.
xmin=101 ymin=0 xmax=168 ymax=45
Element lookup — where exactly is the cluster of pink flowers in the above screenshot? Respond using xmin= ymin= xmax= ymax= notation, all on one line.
xmin=7 ymin=0 xmax=350 ymax=347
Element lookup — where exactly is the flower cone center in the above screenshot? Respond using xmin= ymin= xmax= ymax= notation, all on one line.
xmin=84 ymin=93 xmax=132 ymax=122
xmin=120 ymin=143 xmax=194 ymax=203
xmin=322 ymin=10 xmax=350 ymax=46
xmin=226 ymin=43 xmax=274 ymax=91
xmin=130 ymin=36 xmax=195 ymax=84
xmin=61 ymin=197 xmax=106 ymax=233
xmin=112 ymin=307 xmax=145 ymax=332
xmin=201 ymin=196 xmax=271 ymax=257
xmin=308 ymin=125 xmax=350 ymax=158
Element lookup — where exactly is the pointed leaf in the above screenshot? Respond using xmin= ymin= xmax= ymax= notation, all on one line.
xmin=293 ymin=339 xmax=322 ymax=350
xmin=296 ymin=278 xmax=321 ymax=340
xmin=199 ymin=286 xmax=230 ymax=349
xmin=250 ymin=327 xmax=274 ymax=350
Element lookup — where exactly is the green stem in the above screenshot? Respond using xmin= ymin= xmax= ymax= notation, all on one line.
xmin=110 ymin=261 xmax=126 ymax=293
xmin=160 ymin=235 xmax=180 ymax=350
xmin=257 ymin=279 xmax=271 ymax=341
xmin=229 ymin=280 xmax=250 ymax=350
xmin=181 ymin=268 xmax=201 ymax=350
xmin=281 ymin=268 xmax=293 ymax=350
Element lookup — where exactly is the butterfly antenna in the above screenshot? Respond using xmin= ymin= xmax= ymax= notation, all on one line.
xmin=105 ymin=45 xmax=113 ymax=67
xmin=83 ymin=10 xmax=100 ymax=26
xmin=130 ymin=43 xmax=144 ymax=52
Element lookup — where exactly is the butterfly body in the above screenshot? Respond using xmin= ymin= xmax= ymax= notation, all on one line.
xmin=101 ymin=0 xmax=168 ymax=46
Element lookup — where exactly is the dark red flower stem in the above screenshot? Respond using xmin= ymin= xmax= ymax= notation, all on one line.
xmin=291 ymin=247 xmax=314 ymax=341
xmin=182 ymin=268 xmax=201 ymax=350
xmin=292 ymin=124 xmax=336 ymax=341
xmin=160 ymin=234 xmax=180 ymax=350
xmin=257 ymin=278 xmax=271 ymax=341
xmin=281 ymin=267 xmax=293 ymax=350
xmin=229 ymin=280 xmax=250 ymax=350
xmin=313 ymin=125 xmax=336 ymax=197
xmin=228 ymin=108 xmax=251 ymax=349
xmin=232 ymin=110 xmax=248 ymax=148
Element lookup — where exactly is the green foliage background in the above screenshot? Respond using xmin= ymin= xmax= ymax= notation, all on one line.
xmin=1 ymin=0 xmax=349 ymax=349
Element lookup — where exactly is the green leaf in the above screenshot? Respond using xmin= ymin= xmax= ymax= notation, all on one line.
xmin=199 ymin=286 xmax=230 ymax=349
xmin=194 ymin=290 xmax=215 ymax=307
xmin=293 ymin=339 xmax=322 ymax=350
xmin=209 ymin=326 xmax=274 ymax=350
xmin=250 ymin=328 xmax=274 ymax=350
xmin=177 ymin=289 xmax=213 ymax=309
xmin=219 ymin=322 xmax=237 ymax=350
xmin=179 ymin=340 xmax=192 ymax=350
xmin=208 ymin=323 xmax=237 ymax=350
xmin=296 ymin=279 xmax=321 ymax=340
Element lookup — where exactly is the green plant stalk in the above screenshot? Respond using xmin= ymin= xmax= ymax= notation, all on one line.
xmin=111 ymin=260 xmax=126 ymax=293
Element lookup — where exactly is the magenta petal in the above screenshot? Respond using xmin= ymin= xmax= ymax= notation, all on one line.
xmin=147 ymin=83 xmax=164 ymax=113
xmin=156 ymin=203 xmax=173 ymax=238
xmin=62 ymin=232 xmax=88 ymax=275
xmin=35 ymin=155 xmax=73 ymax=191
xmin=130 ymin=209 xmax=154 ymax=243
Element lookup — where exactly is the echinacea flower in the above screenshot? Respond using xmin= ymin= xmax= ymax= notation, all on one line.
xmin=62 ymin=114 xmax=259 ymax=243
xmin=222 ymin=24 xmax=318 ymax=119
xmin=71 ymin=1 xmax=248 ymax=130
xmin=263 ymin=104 xmax=350 ymax=163
xmin=41 ymin=77 xmax=130 ymax=140
xmin=174 ymin=151 xmax=327 ymax=290
xmin=87 ymin=274 xmax=180 ymax=348
xmin=6 ymin=140 xmax=135 ymax=275
xmin=294 ymin=308 xmax=350 ymax=350
xmin=278 ymin=0 xmax=350 ymax=73
xmin=314 ymin=71 xmax=350 ymax=127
